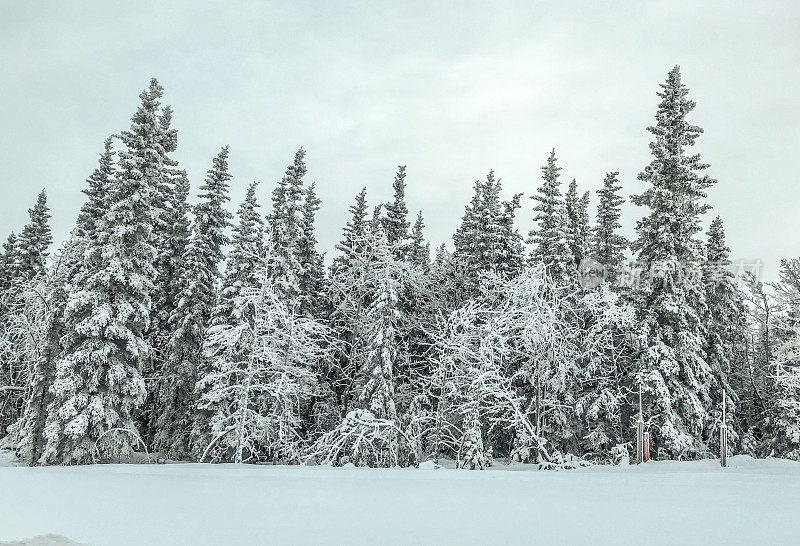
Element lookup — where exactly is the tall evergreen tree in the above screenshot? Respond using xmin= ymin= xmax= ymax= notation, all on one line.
xmin=408 ymin=211 xmax=430 ymax=270
xmin=383 ymin=166 xmax=411 ymax=260
xmin=269 ymin=148 xmax=307 ymax=302
xmin=703 ymin=216 xmax=746 ymax=451
xmin=704 ymin=218 xmax=743 ymax=384
xmin=13 ymin=140 xmax=120 ymax=462
xmin=580 ymin=191 xmax=591 ymax=255
xmin=499 ymin=193 xmax=526 ymax=278
xmin=453 ymin=171 xmax=524 ymax=292
xmin=565 ymin=179 xmax=590 ymax=270
xmin=146 ymin=171 xmax=193 ymax=449
xmin=142 ymin=112 xmax=192 ymax=443
xmin=76 ymin=137 xmax=116 ymax=240
xmin=191 ymin=146 xmax=234 ymax=309
xmin=359 ymin=225 xmax=399 ymax=423
xmin=0 ymin=233 xmax=19 ymax=296
xmin=16 ymin=191 xmax=52 ymax=281
xmin=270 ymin=149 xmax=307 ymax=248
xmin=529 ymin=150 xmax=573 ymax=285
xmin=213 ymin=182 xmax=265 ymax=328
xmin=150 ymin=107 xmax=188 ymax=339
xmin=160 ymin=147 xmax=233 ymax=458
xmin=9 ymin=140 xmax=119 ymax=464
xmin=631 ymin=66 xmax=716 ymax=458
xmin=332 ymin=187 xmax=369 ymax=274
xmin=297 ymin=182 xmax=325 ymax=316
xmin=327 ymin=189 xmax=396 ymax=414
xmin=42 ymin=80 xmax=165 ymax=464
xmin=593 ymin=171 xmax=628 ymax=283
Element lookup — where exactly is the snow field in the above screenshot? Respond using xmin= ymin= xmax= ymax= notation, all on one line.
xmin=1 ymin=455 xmax=799 ymax=545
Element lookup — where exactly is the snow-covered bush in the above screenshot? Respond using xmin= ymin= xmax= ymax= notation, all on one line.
xmin=305 ymin=409 xmax=413 ymax=467
xmin=575 ymin=284 xmax=637 ymax=460
xmin=198 ymin=263 xmax=329 ymax=464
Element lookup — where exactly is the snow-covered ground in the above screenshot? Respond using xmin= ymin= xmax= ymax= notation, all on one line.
xmin=1 ymin=453 xmax=799 ymax=545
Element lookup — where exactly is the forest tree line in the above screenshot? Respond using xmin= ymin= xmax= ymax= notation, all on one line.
xmin=0 ymin=66 xmax=798 ymax=468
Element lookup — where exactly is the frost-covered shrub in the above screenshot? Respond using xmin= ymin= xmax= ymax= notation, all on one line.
xmin=306 ymin=409 xmax=401 ymax=467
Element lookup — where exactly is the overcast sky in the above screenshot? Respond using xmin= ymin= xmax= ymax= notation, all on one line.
xmin=2 ymin=1 xmax=798 ymax=280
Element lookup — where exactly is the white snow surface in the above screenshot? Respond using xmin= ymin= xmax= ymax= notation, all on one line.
xmin=1 ymin=453 xmax=799 ymax=545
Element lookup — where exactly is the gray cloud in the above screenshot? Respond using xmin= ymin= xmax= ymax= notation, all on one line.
xmin=2 ymin=0 xmax=798 ymax=280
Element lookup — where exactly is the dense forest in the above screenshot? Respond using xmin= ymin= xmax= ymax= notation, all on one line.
xmin=0 ymin=66 xmax=798 ymax=468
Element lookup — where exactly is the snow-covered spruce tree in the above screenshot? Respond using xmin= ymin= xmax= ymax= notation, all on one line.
xmin=703 ymin=216 xmax=745 ymax=450
xmin=370 ymin=203 xmax=384 ymax=235
xmin=212 ymin=182 xmax=265 ymax=328
xmin=5 ymin=141 xmax=117 ymax=463
xmin=359 ymin=226 xmax=400 ymax=421
xmin=153 ymin=167 xmax=191 ymax=329
xmin=268 ymin=148 xmax=307 ymax=303
xmin=383 ymin=165 xmax=411 ymax=260
xmin=579 ymin=191 xmax=590 ymax=257
xmin=15 ymin=190 xmax=53 ymax=282
xmin=529 ymin=150 xmax=574 ymax=286
xmin=149 ymin=106 xmax=186 ymax=322
xmin=593 ymin=171 xmax=628 ymax=283
xmin=395 ymin=211 xmax=434 ymax=385
xmin=142 ymin=106 xmax=191 ymax=444
xmin=75 ymin=137 xmax=115 ymax=241
xmin=6 ymin=137 xmax=118 ymax=463
xmin=459 ymin=406 xmax=490 ymax=470
xmin=297 ymin=182 xmax=325 ymax=317
xmin=332 ymin=225 xmax=403 ymax=466
xmin=453 ymin=171 xmax=524 ymax=297
xmin=199 ymin=257 xmax=328 ymax=464
xmin=145 ymin=170 xmax=193 ymax=455
xmin=630 ymin=66 xmax=716 ymax=459
xmin=42 ymin=81 xmax=166 ymax=464
xmin=452 ymin=179 xmax=486 ymax=284
xmin=332 ymin=187 xmax=369 ymax=274
xmin=565 ymin=179 xmax=590 ymax=270
xmin=408 ymin=211 xmax=430 ymax=271
xmin=159 ymin=147 xmax=232 ymax=459
xmin=0 ymin=233 xmax=19 ymax=297
xmin=375 ymin=172 xmax=433 ymax=414
xmin=498 ymin=192 xmax=526 ymax=277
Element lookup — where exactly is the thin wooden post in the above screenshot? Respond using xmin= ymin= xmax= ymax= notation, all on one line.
xmin=720 ymin=391 xmax=728 ymax=468
xmin=636 ymin=385 xmax=644 ymax=464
